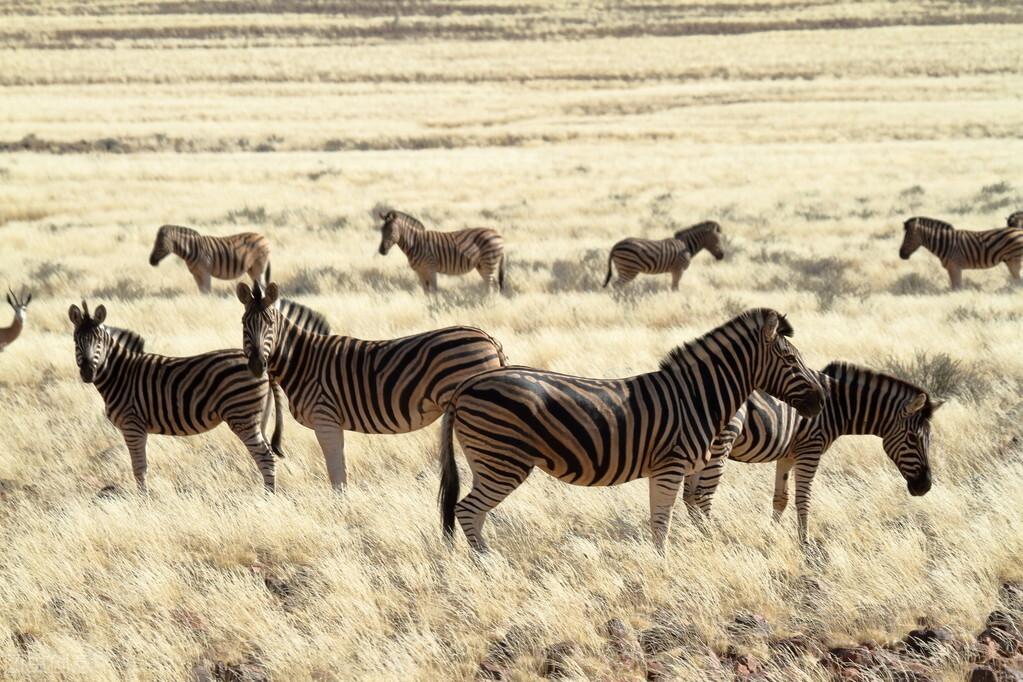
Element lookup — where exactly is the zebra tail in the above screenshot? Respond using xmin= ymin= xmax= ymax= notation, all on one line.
xmin=270 ymin=381 xmax=286 ymax=458
xmin=498 ymin=254 xmax=506 ymax=292
xmin=602 ymin=252 xmax=614 ymax=288
xmin=439 ymin=408 xmax=460 ymax=539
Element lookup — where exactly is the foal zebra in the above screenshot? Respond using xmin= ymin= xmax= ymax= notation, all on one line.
xmin=603 ymin=221 xmax=724 ymax=290
xmin=70 ymin=301 xmax=283 ymax=492
xmin=278 ymin=297 xmax=331 ymax=335
xmin=683 ymin=362 xmax=939 ymax=542
xmin=237 ymin=281 xmax=507 ymax=489
xmin=437 ymin=308 xmax=825 ymax=552
xmin=149 ymin=224 xmax=271 ymax=294
xmin=377 ymin=210 xmax=505 ymax=292
xmin=899 ymin=216 xmax=1023 ymax=289
xmin=0 ymin=288 xmax=31 ymax=352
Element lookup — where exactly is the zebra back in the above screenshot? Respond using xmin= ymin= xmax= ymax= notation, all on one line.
xmin=277 ymin=298 xmax=331 ymax=335
xmin=904 ymin=216 xmax=954 ymax=231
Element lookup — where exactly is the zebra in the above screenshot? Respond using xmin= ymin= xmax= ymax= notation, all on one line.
xmin=682 ymin=362 xmax=940 ymax=543
xmin=436 ymin=308 xmax=825 ymax=552
xmin=277 ymin=297 xmax=331 ymax=335
xmin=603 ymin=221 xmax=724 ymax=290
xmin=237 ymin=280 xmax=508 ymax=489
xmin=70 ymin=301 xmax=285 ymax=492
xmin=376 ymin=210 xmax=505 ymax=293
xmin=149 ymin=224 xmax=271 ymax=294
xmin=899 ymin=216 xmax=1023 ymax=289
xmin=1008 ymin=211 xmax=1023 ymax=229
xmin=0 ymin=288 xmax=31 ymax=352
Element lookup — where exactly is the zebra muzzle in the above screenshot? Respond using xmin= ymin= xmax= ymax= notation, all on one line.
xmin=247 ymin=355 xmax=267 ymax=377
xmin=80 ymin=365 xmax=95 ymax=383
xmin=907 ymin=469 xmax=931 ymax=496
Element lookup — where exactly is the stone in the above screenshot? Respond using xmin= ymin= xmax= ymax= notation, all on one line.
xmin=541 ymin=641 xmax=579 ymax=679
xmin=638 ymin=624 xmax=697 ymax=655
xmin=903 ymin=627 xmax=955 ymax=657
xmin=729 ymin=613 xmax=772 ymax=640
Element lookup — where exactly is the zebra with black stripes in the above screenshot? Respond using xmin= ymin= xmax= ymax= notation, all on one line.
xmin=1007 ymin=211 xmax=1023 ymax=229
xmin=237 ymin=281 xmax=507 ymax=489
xmin=277 ymin=297 xmax=331 ymax=335
xmin=899 ymin=216 xmax=1023 ymax=289
xmin=436 ymin=308 xmax=825 ymax=552
xmin=603 ymin=221 xmax=724 ymax=290
xmin=70 ymin=301 xmax=284 ymax=492
xmin=377 ymin=210 xmax=505 ymax=293
xmin=149 ymin=224 xmax=271 ymax=293
xmin=683 ymin=362 xmax=940 ymax=543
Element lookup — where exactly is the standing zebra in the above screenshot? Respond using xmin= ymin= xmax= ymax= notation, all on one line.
xmin=603 ymin=221 xmax=724 ymax=290
xmin=149 ymin=224 xmax=271 ymax=294
xmin=0 ymin=288 xmax=31 ymax=352
xmin=1008 ymin=211 xmax=1023 ymax=229
xmin=377 ymin=210 xmax=505 ymax=293
xmin=683 ymin=362 xmax=939 ymax=543
xmin=277 ymin=297 xmax=331 ymax=335
xmin=437 ymin=308 xmax=825 ymax=552
xmin=70 ymin=301 xmax=284 ymax=492
xmin=237 ymin=281 xmax=507 ymax=489
xmin=899 ymin=216 xmax=1023 ymax=289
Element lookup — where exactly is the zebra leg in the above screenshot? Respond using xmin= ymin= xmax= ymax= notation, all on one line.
xmin=228 ymin=420 xmax=276 ymax=492
xmin=455 ymin=455 xmax=531 ymax=553
xmin=792 ymin=459 xmax=820 ymax=544
xmin=314 ymin=421 xmax=347 ymax=490
xmin=693 ymin=457 xmax=725 ymax=517
xmin=1006 ymin=257 xmax=1021 ymax=284
xmin=670 ymin=268 xmax=682 ymax=292
xmin=772 ymin=458 xmax=795 ymax=522
xmin=122 ymin=426 xmax=149 ymax=493
xmin=946 ymin=264 xmax=962 ymax=290
xmin=189 ymin=266 xmax=212 ymax=294
xmin=648 ymin=471 xmax=683 ymax=552
xmin=429 ymin=271 xmax=439 ymax=292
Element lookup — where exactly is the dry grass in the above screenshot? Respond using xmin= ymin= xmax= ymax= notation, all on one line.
xmin=1 ymin=2 xmax=1022 ymax=680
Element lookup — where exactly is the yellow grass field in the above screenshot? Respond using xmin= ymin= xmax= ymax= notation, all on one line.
xmin=1 ymin=1 xmax=1022 ymax=679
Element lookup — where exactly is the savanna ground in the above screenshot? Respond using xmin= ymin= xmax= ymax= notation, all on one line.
xmin=1 ymin=1 xmax=1023 ymax=680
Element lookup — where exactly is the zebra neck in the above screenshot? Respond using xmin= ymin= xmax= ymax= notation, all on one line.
xmin=93 ymin=341 xmax=130 ymax=397
xmin=921 ymin=226 xmax=955 ymax=260
xmin=396 ymin=226 xmax=420 ymax=253
xmin=268 ymin=317 xmax=316 ymax=393
xmin=824 ymin=380 xmax=894 ymax=439
xmin=172 ymin=230 xmax=203 ymax=262
xmin=681 ymin=235 xmax=704 ymax=256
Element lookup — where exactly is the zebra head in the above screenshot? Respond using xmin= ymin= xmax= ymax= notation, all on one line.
xmin=752 ymin=310 xmax=824 ymax=419
xmin=377 ymin=210 xmax=400 ymax=255
xmin=675 ymin=221 xmax=725 ymax=261
xmin=1007 ymin=211 xmax=1023 ymax=229
xmin=6 ymin=287 xmax=31 ymax=321
xmin=883 ymin=391 xmax=940 ymax=497
xmin=237 ymin=280 xmax=281 ymax=378
xmin=69 ymin=300 xmax=110 ymax=384
xmin=149 ymin=225 xmax=174 ymax=266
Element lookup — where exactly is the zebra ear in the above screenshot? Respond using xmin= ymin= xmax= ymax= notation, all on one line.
xmin=929 ymin=399 xmax=945 ymax=413
xmin=762 ymin=311 xmax=779 ymax=343
xmin=93 ymin=304 xmax=107 ymax=325
xmin=903 ymin=392 xmax=928 ymax=415
xmin=236 ymin=282 xmax=253 ymax=306
xmin=263 ymin=283 xmax=279 ymax=307
xmin=69 ymin=304 xmax=83 ymax=327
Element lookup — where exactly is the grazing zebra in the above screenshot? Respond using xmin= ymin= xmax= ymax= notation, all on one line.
xmin=899 ymin=216 xmax=1023 ymax=289
xmin=377 ymin=210 xmax=505 ymax=292
xmin=603 ymin=221 xmax=724 ymax=290
xmin=149 ymin=224 xmax=271 ymax=294
xmin=1008 ymin=211 xmax=1023 ymax=229
xmin=277 ymin=297 xmax=331 ymax=335
xmin=683 ymin=362 xmax=940 ymax=543
xmin=70 ymin=301 xmax=284 ymax=492
xmin=0 ymin=288 xmax=31 ymax=352
xmin=237 ymin=281 xmax=507 ymax=489
xmin=437 ymin=308 xmax=825 ymax=552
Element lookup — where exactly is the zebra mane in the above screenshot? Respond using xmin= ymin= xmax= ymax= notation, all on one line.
xmin=905 ymin=216 xmax=953 ymax=231
xmin=388 ymin=211 xmax=426 ymax=231
xmin=673 ymin=221 xmax=721 ymax=240
xmin=659 ymin=308 xmax=791 ymax=372
xmin=821 ymin=361 xmax=935 ymax=418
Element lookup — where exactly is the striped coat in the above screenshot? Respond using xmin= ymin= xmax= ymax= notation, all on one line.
xmin=899 ymin=216 xmax=1023 ymax=289
xmin=277 ymin=297 xmax=331 ymax=335
xmin=377 ymin=210 xmax=505 ymax=292
xmin=436 ymin=308 xmax=824 ymax=552
xmin=149 ymin=224 xmax=271 ymax=293
xmin=237 ymin=281 xmax=507 ymax=489
xmin=70 ymin=302 xmax=283 ymax=492
xmin=603 ymin=221 xmax=724 ymax=290
xmin=684 ymin=362 xmax=939 ymax=542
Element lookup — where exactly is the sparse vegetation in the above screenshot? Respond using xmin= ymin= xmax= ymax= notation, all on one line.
xmin=1 ymin=2 xmax=1021 ymax=680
